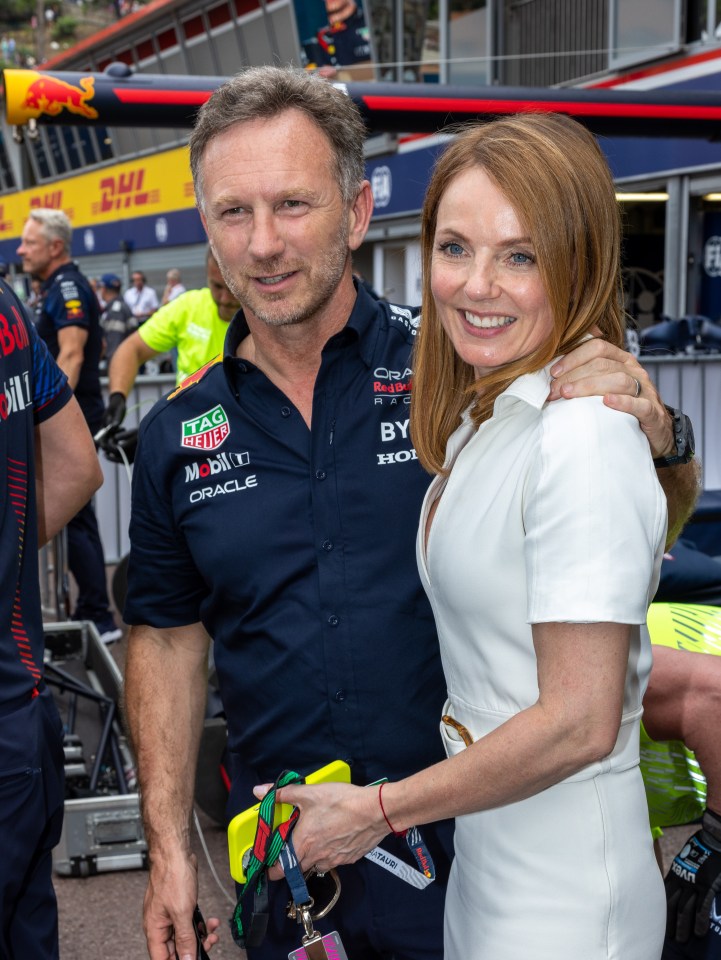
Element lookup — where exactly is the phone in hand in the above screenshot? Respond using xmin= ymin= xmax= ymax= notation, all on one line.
xmin=227 ymin=760 xmax=351 ymax=883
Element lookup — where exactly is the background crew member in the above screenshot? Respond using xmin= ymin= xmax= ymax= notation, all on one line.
xmin=17 ymin=208 xmax=122 ymax=644
xmin=122 ymin=66 xmax=697 ymax=960
xmin=99 ymin=273 xmax=137 ymax=367
xmin=0 ymin=277 xmax=102 ymax=959
xmin=161 ymin=268 xmax=186 ymax=305
xmin=123 ymin=270 xmax=159 ymax=325
xmin=101 ymin=249 xmax=239 ymax=433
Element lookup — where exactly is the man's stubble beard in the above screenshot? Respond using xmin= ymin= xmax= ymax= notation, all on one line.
xmin=215 ymin=212 xmax=351 ymax=329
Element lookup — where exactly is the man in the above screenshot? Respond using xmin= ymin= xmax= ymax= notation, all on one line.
xmin=17 ymin=209 xmax=122 ymax=644
xmin=101 ymin=249 xmax=239 ymax=434
xmin=123 ymin=270 xmax=159 ymax=325
xmin=99 ymin=273 xmax=137 ymax=366
xmin=0 ymin=276 xmax=102 ymax=958
xmin=123 ymin=67 xmax=698 ymax=960
xmin=161 ymin=268 xmax=186 ymax=305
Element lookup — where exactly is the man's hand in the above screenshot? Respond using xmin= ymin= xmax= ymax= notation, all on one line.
xmin=548 ymin=338 xmax=673 ymax=459
xmin=665 ymin=808 xmax=721 ymax=942
xmin=143 ymin=852 xmax=220 ymax=959
xmin=102 ymin=390 xmax=127 ymax=432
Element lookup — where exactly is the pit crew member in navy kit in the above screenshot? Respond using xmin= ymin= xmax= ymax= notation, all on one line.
xmin=0 ymin=278 xmax=102 ymax=958
xmin=17 ymin=209 xmax=122 ymax=644
xmin=123 ymin=66 xmax=699 ymax=960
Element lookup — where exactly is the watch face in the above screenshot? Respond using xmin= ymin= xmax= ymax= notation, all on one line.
xmin=677 ymin=412 xmax=694 ymax=457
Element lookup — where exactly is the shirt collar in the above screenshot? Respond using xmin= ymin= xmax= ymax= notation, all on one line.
xmin=41 ymin=259 xmax=76 ymax=291
xmin=495 ymin=361 xmax=555 ymax=411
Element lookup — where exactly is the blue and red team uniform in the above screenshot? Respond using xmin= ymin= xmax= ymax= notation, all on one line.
xmin=34 ymin=261 xmax=114 ymax=632
xmin=0 ymin=280 xmax=71 ymax=959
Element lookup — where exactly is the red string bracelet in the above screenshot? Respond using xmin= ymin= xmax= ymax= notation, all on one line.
xmin=378 ymin=781 xmax=407 ymax=838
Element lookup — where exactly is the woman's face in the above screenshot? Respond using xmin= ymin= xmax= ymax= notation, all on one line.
xmin=430 ymin=166 xmax=555 ymax=380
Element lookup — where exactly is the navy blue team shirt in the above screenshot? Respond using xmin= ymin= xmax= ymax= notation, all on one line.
xmin=1 ymin=281 xmax=71 ymax=705
xmin=35 ymin=261 xmax=103 ymax=427
xmin=125 ymin=283 xmax=447 ymax=802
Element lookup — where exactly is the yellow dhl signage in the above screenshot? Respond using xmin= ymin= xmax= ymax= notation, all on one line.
xmin=0 ymin=145 xmax=196 ymax=240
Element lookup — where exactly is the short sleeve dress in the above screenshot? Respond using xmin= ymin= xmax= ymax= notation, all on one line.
xmin=417 ymin=363 xmax=668 ymax=960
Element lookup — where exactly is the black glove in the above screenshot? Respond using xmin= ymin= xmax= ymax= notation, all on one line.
xmin=101 ymin=391 xmax=127 ymax=432
xmin=101 ymin=427 xmax=138 ymax=465
xmin=665 ymin=807 xmax=721 ymax=942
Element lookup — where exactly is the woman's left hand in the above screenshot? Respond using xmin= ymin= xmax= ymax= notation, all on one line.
xmin=254 ymin=781 xmax=388 ymax=878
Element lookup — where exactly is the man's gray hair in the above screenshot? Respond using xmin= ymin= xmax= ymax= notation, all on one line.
xmin=27 ymin=208 xmax=73 ymax=254
xmin=189 ymin=65 xmax=367 ymax=211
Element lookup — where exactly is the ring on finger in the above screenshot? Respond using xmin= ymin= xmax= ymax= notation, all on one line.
xmin=633 ymin=377 xmax=641 ymax=398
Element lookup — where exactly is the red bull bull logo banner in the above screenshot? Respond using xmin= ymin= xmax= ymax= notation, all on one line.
xmin=4 ymin=70 xmax=99 ymax=123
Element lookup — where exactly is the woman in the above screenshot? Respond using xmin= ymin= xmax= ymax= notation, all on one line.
xmin=276 ymin=114 xmax=667 ymax=958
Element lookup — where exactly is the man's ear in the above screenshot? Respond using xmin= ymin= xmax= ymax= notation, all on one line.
xmin=347 ymin=181 xmax=374 ymax=252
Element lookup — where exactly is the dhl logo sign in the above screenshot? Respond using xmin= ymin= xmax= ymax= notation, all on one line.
xmin=5 ymin=70 xmax=98 ymax=123
xmin=91 ymin=171 xmax=160 ymax=216
xmin=0 ymin=144 xmax=195 ymax=239
xmin=0 ymin=205 xmax=13 ymax=234
xmin=30 ymin=191 xmax=63 ymax=210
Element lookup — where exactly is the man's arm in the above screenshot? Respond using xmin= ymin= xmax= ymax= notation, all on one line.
xmin=548 ymin=339 xmax=699 ymax=546
xmin=643 ymin=645 xmax=721 ymax=813
xmin=644 ymin=645 xmax=721 ymax=941
xmin=657 ymin=461 xmax=702 ymax=549
xmin=124 ymin=622 xmax=219 ymax=959
xmin=108 ymin=330 xmax=159 ymax=399
xmin=56 ymin=325 xmax=89 ymax=390
xmin=35 ymin=394 xmax=103 ymax=545
xmin=101 ymin=331 xmax=160 ymax=432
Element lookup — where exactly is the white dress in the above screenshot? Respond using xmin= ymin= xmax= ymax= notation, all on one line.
xmin=417 ymin=364 xmax=668 ymax=960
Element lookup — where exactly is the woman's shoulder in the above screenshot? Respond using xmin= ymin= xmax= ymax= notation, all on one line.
xmin=541 ymin=394 xmax=647 ymax=455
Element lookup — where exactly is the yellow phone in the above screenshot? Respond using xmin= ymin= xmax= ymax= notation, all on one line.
xmin=227 ymin=760 xmax=351 ymax=883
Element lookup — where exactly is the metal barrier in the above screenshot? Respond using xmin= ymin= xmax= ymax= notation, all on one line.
xmin=642 ymin=355 xmax=721 ymax=490
xmin=96 ymin=373 xmax=175 ymax=564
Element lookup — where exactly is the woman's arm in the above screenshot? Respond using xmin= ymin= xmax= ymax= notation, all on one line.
xmin=278 ymin=622 xmax=631 ymax=872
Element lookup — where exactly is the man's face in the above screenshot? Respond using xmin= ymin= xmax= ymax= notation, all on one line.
xmin=131 ymin=273 xmax=144 ymax=288
xmin=206 ymin=258 xmax=240 ymax=323
xmin=17 ymin=219 xmax=57 ymax=280
xmin=199 ymin=110 xmax=355 ymax=331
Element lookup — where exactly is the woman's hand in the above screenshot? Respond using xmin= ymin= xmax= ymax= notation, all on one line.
xmin=256 ymin=781 xmax=388 ymax=877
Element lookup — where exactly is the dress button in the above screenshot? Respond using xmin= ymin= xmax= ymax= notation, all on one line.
xmin=280 ymin=406 xmax=291 ymax=418
xmin=328 ymin=615 xmax=339 ymax=627
xmin=237 ymin=361 xmax=247 ymax=373
xmin=315 ymin=470 xmax=327 ymax=481
xmin=334 ymin=689 xmax=346 ymax=702
xmin=321 ymin=539 xmax=333 ymax=552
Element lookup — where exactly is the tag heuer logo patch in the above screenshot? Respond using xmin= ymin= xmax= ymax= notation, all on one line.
xmin=181 ymin=404 xmax=230 ymax=451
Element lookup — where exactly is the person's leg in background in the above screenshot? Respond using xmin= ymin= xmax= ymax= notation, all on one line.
xmin=66 ymin=500 xmax=122 ymax=643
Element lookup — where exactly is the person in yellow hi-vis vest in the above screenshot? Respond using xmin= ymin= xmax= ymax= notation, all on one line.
xmin=644 ymin=602 xmax=721 ymax=959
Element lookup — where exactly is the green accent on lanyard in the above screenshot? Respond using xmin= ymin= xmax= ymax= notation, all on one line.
xmin=229 ymin=769 xmax=304 ymax=949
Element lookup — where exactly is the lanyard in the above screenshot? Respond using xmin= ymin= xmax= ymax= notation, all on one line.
xmin=229 ymin=769 xmax=303 ymax=949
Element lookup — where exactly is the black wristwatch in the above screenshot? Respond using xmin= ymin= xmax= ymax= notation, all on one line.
xmin=652 ymin=406 xmax=695 ymax=468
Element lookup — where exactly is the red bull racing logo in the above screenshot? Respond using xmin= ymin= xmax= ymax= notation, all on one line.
xmin=19 ymin=73 xmax=98 ymax=121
